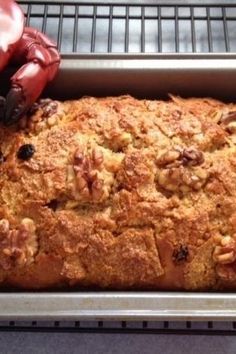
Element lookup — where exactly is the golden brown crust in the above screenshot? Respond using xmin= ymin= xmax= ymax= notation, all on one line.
xmin=1 ymin=95 xmax=236 ymax=289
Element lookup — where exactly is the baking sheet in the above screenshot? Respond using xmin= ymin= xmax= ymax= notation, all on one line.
xmin=1 ymin=55 xmax=236 ymax=320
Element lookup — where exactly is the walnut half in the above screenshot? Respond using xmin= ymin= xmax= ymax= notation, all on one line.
xmin=157 ymin=165 xmax=208 ymax=192
xmin=213 ymin=235 xmax=236 ymax=264
xmin=182 ymin=147 xmax=204 ymax=167
xmin=219 ymin=111 xmax=236 ymax=134
xmin=68 ymin=146 xmax=114 ymax=203
xmin=0 ymin=218 xmax=38 ymax=271
xmin=157 ymin=146 xmax=204 ymax=168
xmin=213 ymin=234 xmax=236 ymax=281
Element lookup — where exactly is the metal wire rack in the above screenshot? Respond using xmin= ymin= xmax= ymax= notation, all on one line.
xmin=18 ymin=0 xmax=236 ymax=54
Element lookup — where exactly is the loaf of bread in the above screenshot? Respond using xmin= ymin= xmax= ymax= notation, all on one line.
xmin=1 ymin=94 xmax=236 ymax=290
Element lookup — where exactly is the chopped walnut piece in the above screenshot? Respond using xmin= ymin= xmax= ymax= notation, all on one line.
xmin=71 ymin=146 xmax=109 ymax=202
xmin=213 ymin=234 xmax=236 ymax=264
xmin=41 ymin=101 xmax=58 ymax=118
xmin=74 ymin=149 xmax=86 ymax=166
xmin=213 ymin=234 xmax=236 ymax=282
xmin=75 ymin=172 xmax=89 ymax=197
xmin=216 ymin=263 xmax=236 ymax=282
xmin=220 ymin=111 xmax=236 ymax=126
xmin=92 ymin=148 xmax=104 ymax=167
xmin=91 ymin=179 xmax=104 ymax=200
xmin=227 ymin=122 xmax=236 ymax=134
xmin=157 ymin=146 xmax=204 ymax=168
xmin=182 ymin=147 xmax=204 ymax=166
xmin=156 ymin=145 xmax=206 ymax=193
xmin=219 ymin=111 xmax=236 ymax=133
xmin=20 ymin=99 xmax=64 ymax=133
xmin=157 ymin=165 xmax=207 ymax=192
xmin=157 ymin=149 xmax=181 ymax=167
xmin=0 ymin=219 xmax=9 ymax=234
xmin=0 ymin=218 xmax=38 ymax=270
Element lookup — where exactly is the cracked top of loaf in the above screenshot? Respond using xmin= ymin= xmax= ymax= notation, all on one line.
xmin=1 ymin=94 xmax=236 ymax=290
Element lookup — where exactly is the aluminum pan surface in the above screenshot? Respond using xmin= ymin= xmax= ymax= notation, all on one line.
xmin=1 ymin=293 xmax=236 ymax=321
xmin=1 ymin=55 xmax=236 ymax=320
xmin=44 ymin=54 xmax=236 ymax=101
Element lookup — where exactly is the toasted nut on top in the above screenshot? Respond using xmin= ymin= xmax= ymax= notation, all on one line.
xmin=71 ymin=146 xmax=107 ymax=202
xmin=157 ymin=165 xmax=207 ymax=192
xmin=157 ymin=146 xmax=204 ymax=168
xmin=220 ymin=111 xmax=236 ymax=126
xmin=213 ymin=234 xmax=236 ymax=281
xmin=92 ymin=148 xmax=104 ymax=167
xmin=213 ymin=234 xmax=236 ymax=265
xmin=219 ymin=111 xmax=236 ymax=133
xmin=157 ymin=150 xmax=181 ymax=167
xmin=0 ymin=218 xmax=38 ymax=270
xmin=0 ymin=219 xmax=10 ymax=234
xmin=182 ymin=147 xmax=204 ymax=166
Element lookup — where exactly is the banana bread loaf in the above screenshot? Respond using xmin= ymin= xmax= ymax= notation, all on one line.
xmin=1 ymin=94 xmax=236 ymax=290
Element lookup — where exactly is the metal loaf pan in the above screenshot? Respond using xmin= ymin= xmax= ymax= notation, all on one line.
xmin=2 ymin=54 xmax=236 ymax=321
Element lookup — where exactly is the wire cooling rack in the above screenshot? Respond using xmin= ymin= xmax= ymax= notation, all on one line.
xmin=18 ymin=0 xmax=236 ymax=54
xmin=5 ymin=0 xmax=236 ymax=335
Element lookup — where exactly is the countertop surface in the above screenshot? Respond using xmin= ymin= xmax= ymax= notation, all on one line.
xmin=0 ymin=332 xmax=236 ymax=354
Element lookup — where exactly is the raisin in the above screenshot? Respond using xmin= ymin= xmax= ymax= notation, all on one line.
xmin=172 ymin=245 xmax=189 ymax=264
xmin=45 ymin=199 xmax=59 ymax=211
xmin=17 ymin=144 xmax=35 ymax=160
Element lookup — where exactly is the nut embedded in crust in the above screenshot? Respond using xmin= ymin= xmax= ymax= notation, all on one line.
xmin=216 ymin=264 xmax=236 ymax=282
xmin=156 ymin=165 xmax=208 ymax=192
xmin=0 ymin=219 xmax=10 ymax=234
xmin=182 ymin=147 xmax=204 ymax=167
xmin=91 ymin=179 xmax=104 ymax=200
xmin=219 ymin=111 xmax=236 ymax=133
xmin=220 ymin=111 xmax=236 ymax=125
xmin=157 ymin=149 xmax=181 ymax=167
xmin=92 ymin=148 xmax=104 ymax=167
xmin=20 ymin=99 xmax=63 ymax=133
xmin=157 ymin=146 xmax=204 ymax=168
xmin=213 ymin=234 xmax=236 ymax=264
xmin=71 ymin=146 xmax=107 ymax=202
xmin=0 ymin=218 xmax=38 ymax=270
xmin=213 ymin=234 xmax=236 ymax=282
xmin=41 ymin=101 xmax=58 ymax=118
